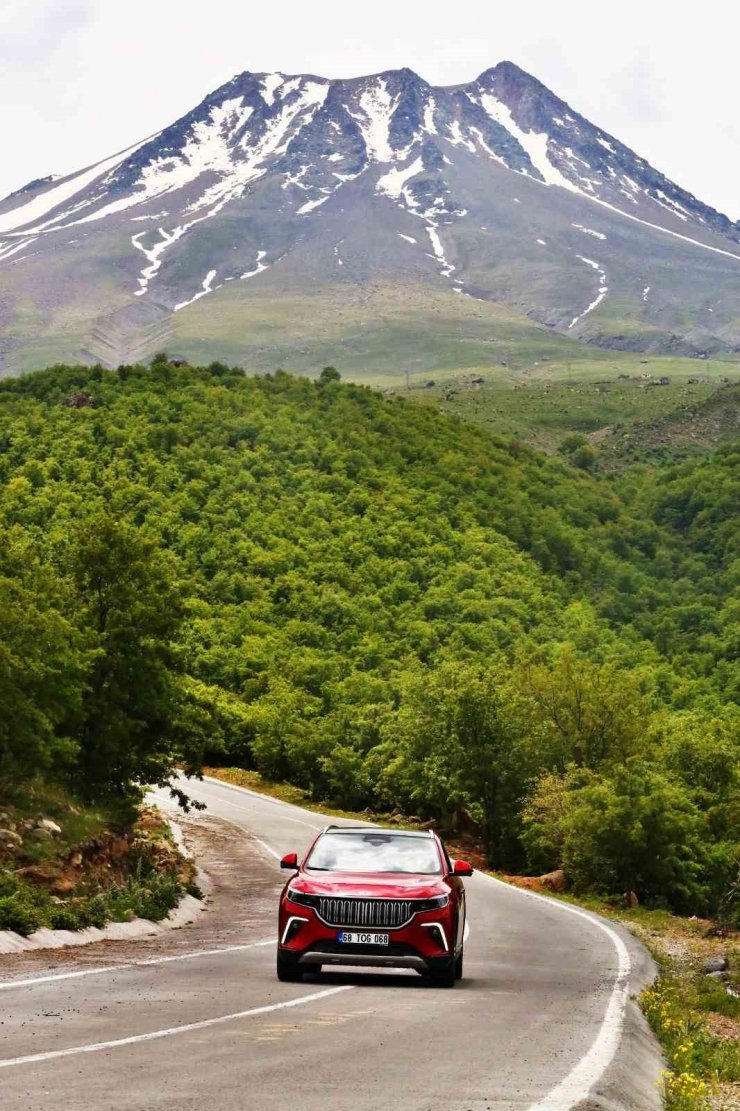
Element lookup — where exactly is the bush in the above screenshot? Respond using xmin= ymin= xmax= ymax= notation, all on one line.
xmin=49 ymin=905 xmax=84 ymax=930
xmin=0 ymin=896 xmax=44 ymax=936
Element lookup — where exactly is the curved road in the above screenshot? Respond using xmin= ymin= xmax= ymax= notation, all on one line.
xmin=0 ymin=776 xmax=662 ymax=1110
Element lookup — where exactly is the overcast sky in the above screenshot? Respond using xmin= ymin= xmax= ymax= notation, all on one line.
xmin=1 ymin=0 xmax=738 ymax=219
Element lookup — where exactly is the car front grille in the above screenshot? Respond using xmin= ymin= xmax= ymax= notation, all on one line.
xmin=317 ymin=897 xmax=416 ymax=930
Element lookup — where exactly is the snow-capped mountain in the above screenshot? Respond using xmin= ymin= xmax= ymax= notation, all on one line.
xmin=1 ymin=62 xmax=738 ymax=374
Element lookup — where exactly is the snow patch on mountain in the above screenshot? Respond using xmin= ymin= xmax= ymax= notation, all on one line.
xmin=476 ymin=92 xmax=579 ymax=192
xmin=130 ymin=211 xmax=169 ymax=221
xmin=376 ymin=158 xmax=424 ymax=200
xmin=0 ymin=236 xmax=37 ymax=262
xmin=426 ymin=226 xmax=455 ymax=277
xmin=447 ymin=120 xmax=477 ymax=153
xmin=241 ymin=250 xmax=267 ymax=279
xmin=423 ymin=98 xmax=437 ymax=134
xmin=0 ymin=140 xmax=146 ymax=234
xmin=569 ymin=255 xmax=608 ymax=328
xmin=131 ymin=226 xmax=185 ymax=296
xmin=174 ymin=268 xmax=218 ymax=311
xmin=261 ymin=74 xmax=284 ymax=105
xmin=350 ymin=79 xmax=399 ymax=163
xmin=297 ymin=195 xmax=330 ymax=215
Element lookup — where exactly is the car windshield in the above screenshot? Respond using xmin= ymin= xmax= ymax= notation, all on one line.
xmin=306 ymin=831 xmax=442 ymax=874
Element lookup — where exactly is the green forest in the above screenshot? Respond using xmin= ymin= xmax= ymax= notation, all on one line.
xmin=0 ymin=357 xmax=737 ymax=917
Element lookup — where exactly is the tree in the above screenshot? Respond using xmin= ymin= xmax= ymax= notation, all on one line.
xmin=520 ymin=767 xmax=594 ymax=873
xmin=560 ymin=761 xmax=707 ymax=910
xmin=64 ymin=516 xmax=189 ymax=801
xmin=0 ymin=569 xmax=83 ymax=784
xmin=516 ymin=649 xmax=650 ymax=770
xmin=318 ymin=366 xmax=341 ymax=385
xmin=378 ymin=663 xmax=534 ymax=867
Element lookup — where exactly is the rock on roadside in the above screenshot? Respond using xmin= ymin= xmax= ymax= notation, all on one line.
xmin=540 ymin=869 xmax=567 ymax=893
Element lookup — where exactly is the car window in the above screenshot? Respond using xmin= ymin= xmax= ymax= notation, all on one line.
xmin=306 ymin=831 xmax=442 ymax=874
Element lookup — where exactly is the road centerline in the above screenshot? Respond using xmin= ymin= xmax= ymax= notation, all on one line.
xmin=0 ymin=940 xmax=275 ymax=992
xmin=0 ymin=985 xmax=355 ymax=1071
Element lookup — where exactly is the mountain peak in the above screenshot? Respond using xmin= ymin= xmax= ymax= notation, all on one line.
xmin=475 ymin=59 xmax=532 ymax=83
xmin=0 ymin=62 xmax=737 ymax=375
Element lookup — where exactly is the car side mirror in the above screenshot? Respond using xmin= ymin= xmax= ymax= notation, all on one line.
xmin=280 ymin=852 xmax=298 ymax=870
xmin=453 ymin=860 xmax=473 ymax=877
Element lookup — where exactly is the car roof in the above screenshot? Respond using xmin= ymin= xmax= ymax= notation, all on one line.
xmin=320 ymin=825 xmax=436 ymax=839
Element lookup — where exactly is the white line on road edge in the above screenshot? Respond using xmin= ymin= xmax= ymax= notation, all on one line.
xmin=200 ymin=775 xmax=339 ymax=823
xmin=195 ymin=778 xmax=324 ymax=830
xmin=153 ymin=794 xmax=287 ymax=870
xmin=0 ymin=941 xmax=275 ymax=992
xmin=0 ymin=984 xmax=355 ymax=1070
xmin=476 ymin=873 xmax=631 ymax=1111
xmin=254 ymin=836 xmax=282 ymax=860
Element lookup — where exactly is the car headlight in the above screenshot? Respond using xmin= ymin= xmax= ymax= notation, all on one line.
xmin=286 ymin=887 xmax=319 ymax=908
xmin=417 ymin=894 xmax=449 ymax=911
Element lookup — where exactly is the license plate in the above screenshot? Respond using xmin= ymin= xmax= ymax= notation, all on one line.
xmin=337 ymin=931 xmax=389 ymax=946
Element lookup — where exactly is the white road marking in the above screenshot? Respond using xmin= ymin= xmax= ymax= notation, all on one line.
xmin=0 ymin=985 xmax=355 ymax=1071
xmin=0 ymin=940 xmax=275 ymax=992
xmin=179 ymin=781 xmax=323 ymax=830
xmin=0 ymin=966 xmax=123 ymax=991
xmin=254 ymin=836 xmax=283 ymax=860
xmin=200 ymin=774 xmax=334 ymax=822
xmin=152 ymin=790 xmax=292 ymax=869
xmin=135 ymin=939 xmax=276 ymax=964
xmin=207 ymin=795 xmax=319 ymax=828
xmin=475 ymin=873 xmax=631 ymax=1111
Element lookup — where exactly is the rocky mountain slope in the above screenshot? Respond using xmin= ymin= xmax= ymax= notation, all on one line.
xmin=1 ymin=62 xmax=739 ymax=375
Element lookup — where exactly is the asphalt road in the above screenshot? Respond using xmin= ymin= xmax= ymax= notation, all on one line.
xmin=0 ymin=776 xmax=663 ymax=1110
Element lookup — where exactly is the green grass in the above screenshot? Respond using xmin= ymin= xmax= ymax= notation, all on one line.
xmin=642 ymin=977 xmax=740 ymax=1109
xmin=405 ymin=373 xmax=737 ymax=456
xmin=172 ymin=279 xmax=739 ymax=385
xmin=0 ymin=779 xmax=112 ymax=860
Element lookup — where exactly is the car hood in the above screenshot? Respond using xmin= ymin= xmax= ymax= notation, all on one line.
xmin=294 ymin=871 xmax=450 ymax=900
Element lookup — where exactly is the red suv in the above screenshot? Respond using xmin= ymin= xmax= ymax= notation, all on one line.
xmin=277 ymin=825 xmax=472 ymax=987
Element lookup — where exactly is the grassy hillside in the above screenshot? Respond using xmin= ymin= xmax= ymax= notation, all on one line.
xmin=402 ymin=367 xmax=739 ymax=461
xmin=0 ymin=359 xmax=736 ymax=913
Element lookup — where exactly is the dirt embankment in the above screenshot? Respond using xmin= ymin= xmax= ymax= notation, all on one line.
xmin=0 ymin=809 xmax=279 ymax=976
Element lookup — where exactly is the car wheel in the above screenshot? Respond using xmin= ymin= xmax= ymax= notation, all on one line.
xmin=430 ymin=957 xmax=456 ymax=988
xmin=455 ymin=947 xmax=464 ymax=980
xmin=276 ymin=951 xmax=303 ymax=982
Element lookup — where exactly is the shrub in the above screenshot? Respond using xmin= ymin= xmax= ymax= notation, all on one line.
xmin=49 ymin=905 xmax=84 ymax=931
xmin=0 ymin=896 xmax=44 ymax=936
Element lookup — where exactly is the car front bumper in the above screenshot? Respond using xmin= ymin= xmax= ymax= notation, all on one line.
xmin=278 ymin=904 xmax=456 ymax=973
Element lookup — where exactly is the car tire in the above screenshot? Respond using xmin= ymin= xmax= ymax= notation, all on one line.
xmin=276 ymin=952 xmax=303 ymax=982
xmin=455 ymin=947 xmax=464 ymax=980
xmin=429 ymin=957 xmax=456 ymax=988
